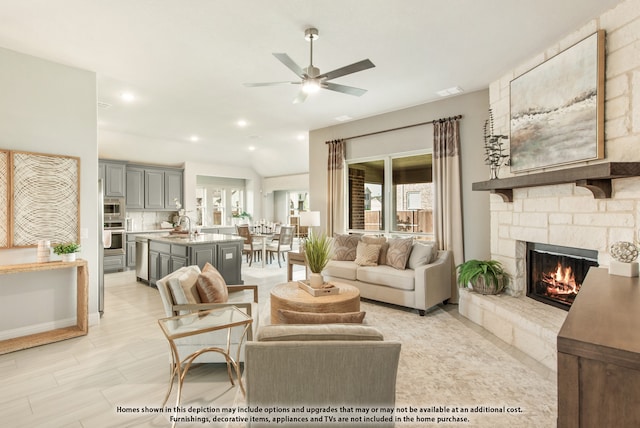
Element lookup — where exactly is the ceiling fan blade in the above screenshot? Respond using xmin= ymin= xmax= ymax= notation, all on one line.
xmin=292 ymin=91 xmax=308 ymax=104
xmin=323 ymin=82 xmax=367 ymax=97
xmin=243 ymin=81 xmax=294 ymax=87
xmin=273 ymin=53 xmax=305 ymax=78
xmin=317 ymin=59 xmax=375 ymax=81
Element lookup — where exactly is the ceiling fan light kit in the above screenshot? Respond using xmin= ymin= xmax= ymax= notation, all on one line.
xmin=244 ymin=26 xmax=375 ymax=103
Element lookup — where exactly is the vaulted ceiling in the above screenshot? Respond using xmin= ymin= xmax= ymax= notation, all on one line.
xmin=0 ymin=0 xmax=622 ymax=176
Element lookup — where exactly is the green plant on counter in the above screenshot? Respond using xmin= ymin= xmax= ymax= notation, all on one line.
xmin=232 ymin=211 xmax=252 ymax=220
xmin=303 ymin=231 xmax=332 ymax=274
xmin=53 ymin=242 xmax=80 ymax=255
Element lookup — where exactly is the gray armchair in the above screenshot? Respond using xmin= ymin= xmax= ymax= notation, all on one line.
xmin=245 ymin=324 xmax=401 ymax=427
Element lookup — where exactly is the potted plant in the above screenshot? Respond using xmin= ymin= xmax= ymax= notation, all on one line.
xmin=53 ymin=242 xmax=80 ymax=262
xmin=232 ymin=211 xmax=252 ymax=224
xmin=303 ymin=231 xmax=332 ymax=288
xmin=456 ymin=259 xmax=510 ymax=295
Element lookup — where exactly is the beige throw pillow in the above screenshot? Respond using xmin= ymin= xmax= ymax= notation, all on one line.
xmin=277 ymin=310 xmax=366 ymax=325
xmin=196 ymin=263 xmax=229 ymax=303
xmin=354 ymin=241 xmax=381 ymax=266
xmin=408 ymin=241 xmax=436 ymax=269
xmin=332 ymin=234 xmax=360 ymax=261
xmin=385 ymin=237 xmax=414 ymax=270
xmin=362 ymin=235 xmax=388 ymax=265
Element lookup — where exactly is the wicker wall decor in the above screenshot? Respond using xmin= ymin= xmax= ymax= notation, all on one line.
xmin=11 ymin=151 xmax=80 ymax=247
xmin=0 ymin=150 xmax=8 ymax=248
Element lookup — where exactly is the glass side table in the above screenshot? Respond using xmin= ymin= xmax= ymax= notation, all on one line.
xmin=157 ymin=306 xmax=253 ymax=412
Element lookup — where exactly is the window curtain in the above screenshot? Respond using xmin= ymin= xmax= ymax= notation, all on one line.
xmin=433 ymin=117 xmax=464 ymax=302
xmin=327 ymin=139 xmax=345 ymax=236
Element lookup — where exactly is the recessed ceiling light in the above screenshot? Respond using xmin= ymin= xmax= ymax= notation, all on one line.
xmin=436 ymin=86 xmax=464 ymax=97
xmin=189 ymin=135 xmax=199 ymax=142
xmin=297 ymin=134 xmax=306 ymax=141
xmin=335 ymin=115 xmax=353 ymax=122
xmin=121 ymin=92 xmax=136 ymax=102
xmin=248 ymin=145 xmax=256 ymax=151
xmin=237 ymin=119 xmax=248 ymax=127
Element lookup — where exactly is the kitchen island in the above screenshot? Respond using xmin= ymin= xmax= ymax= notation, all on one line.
xmin=136 ymin=233 xmax=244 ymax=286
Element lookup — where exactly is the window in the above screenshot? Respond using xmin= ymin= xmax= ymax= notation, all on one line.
xmin=196 ymin=176 xmax=246 ymax=226
xmin=347 ymin=153 xmax=433 ymax=238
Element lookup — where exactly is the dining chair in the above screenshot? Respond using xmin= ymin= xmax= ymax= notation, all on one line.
xmin=265 ymin=225 xmax=294 ymax=267
xmin=236 ymin=224 xmax=262 ymax=266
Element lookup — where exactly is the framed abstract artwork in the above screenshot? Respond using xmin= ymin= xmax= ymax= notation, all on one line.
xmin=509 ymin=30 xmax=605 ymax=173
xmin=0 ymin=150 xmax=8 ymax=248
xmin=11 ymin=151 xmax=80 ymax=247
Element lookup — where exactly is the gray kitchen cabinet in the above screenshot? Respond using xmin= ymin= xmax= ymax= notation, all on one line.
xmin=216 ymin=242 xmax=242 ymax=284
xmin=104 ymin=254 xmax=126 ymax=272
xmin=149 ymin=249 xmax=159 ymax=285
xmin=99 ymin=160 xmax=127 ymax=198
xmin=191 ymin=244 xmax=216 ymax=270
xmin=170 ymin=244 xmax=188 ymax=271
xmin=164 ymin=170 xmax=183 ymax=209
xmin=127 ymin=164 xmax=183 ymax=211
xmin=126 ymin=234 xmax=137 ymax=268
xmin=144 ymin=169 xmax=165 ymax=210
xmin=126 ymin=166 xmax=145 ymax=209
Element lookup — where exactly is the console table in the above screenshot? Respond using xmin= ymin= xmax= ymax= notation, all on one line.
xmin=0 ymin=259 xmax=89 ymax=354
xmin=557 ymin=267 xmax=640 ymax=427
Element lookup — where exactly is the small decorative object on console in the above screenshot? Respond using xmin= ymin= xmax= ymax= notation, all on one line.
xmin=53 ymin=242 xmax=80 ymax=262
xmin=483 ymin=109 xmax=509 ymax=180
xmin=609 ymin=241 xmax=639 ymax=277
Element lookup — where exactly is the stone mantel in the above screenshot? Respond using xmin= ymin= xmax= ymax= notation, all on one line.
xmin=472 ymin=162 xmax=640 ymax=202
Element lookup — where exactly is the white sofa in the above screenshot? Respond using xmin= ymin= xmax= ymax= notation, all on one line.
xmin=322 ymin=237 xmax=452 ymax=315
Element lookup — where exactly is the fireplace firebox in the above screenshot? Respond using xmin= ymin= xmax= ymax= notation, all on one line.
xmin=526 ymin=242 xmax=598 ymax=310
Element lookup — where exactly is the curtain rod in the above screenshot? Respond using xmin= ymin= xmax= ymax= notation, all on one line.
xmin=327 ymin=114 xmax=462 ymax=142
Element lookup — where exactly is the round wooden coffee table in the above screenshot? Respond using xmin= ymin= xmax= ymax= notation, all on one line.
xmin=270 ymin=281 xmax=360 ymax=324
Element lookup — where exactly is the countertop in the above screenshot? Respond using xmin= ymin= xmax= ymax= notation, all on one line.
xmin=135 ymin=232 xmax=243 ymax=245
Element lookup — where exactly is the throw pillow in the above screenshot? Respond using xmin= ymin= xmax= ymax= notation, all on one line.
xmin=167 ymin=277 xmax=192 ymax=315
xmin=385 ymin=237 xmax=414 ymax=270
xmin=277 ymin=310 xmax=366 ymax=325
xmin=362 ymin=235 xmax=388 ymax=265
xmin=408 ymin=241 xmax=436 ymax=269
xmin=354 ymin=241 xmax=381 ymax=266
xmin=177 ymin=268 xmax=200 ymax=304
xmin=332 ymin=234 xmax=360 ymax=261
xmin=196 ymin=264 xmax=229 ymax=303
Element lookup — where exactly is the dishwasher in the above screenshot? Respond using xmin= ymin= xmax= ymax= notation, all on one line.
xmin=135 ymin=236 xmax=149 ymax=283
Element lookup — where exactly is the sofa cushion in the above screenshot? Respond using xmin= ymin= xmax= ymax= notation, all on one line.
xmin=196 ymin=263 xmax=229 ymax=303
xmin=361 ymin=235 xmax=388 ymax=265
xmin=257 ymin=324 xmax=384 ymax=342
xmin=408 ymin=241 xmax=436 ymax=269
xmin=385 ymin=237 xmax=414 ymax=270
xmin=277 ymin=310 xmax=366 ymax=325
xmin=323 ymin=260 xmax=358 ymax=281
xmin=332 ymin=234 xmax=360 ymax=261
xmin=354 ymin=241 xmax=381 ymax=266
xmin=357 ymin=264 xmax=415 ymax=291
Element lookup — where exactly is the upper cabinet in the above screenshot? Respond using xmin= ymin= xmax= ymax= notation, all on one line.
xmin=99 ymin=160 xmax=127 ymax=198
xmin=126 ymin=163 xmax=183 ymax=210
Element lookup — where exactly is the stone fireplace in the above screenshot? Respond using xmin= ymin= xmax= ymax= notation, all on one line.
xmin=526 ymin=242 xmax=599 ymax=310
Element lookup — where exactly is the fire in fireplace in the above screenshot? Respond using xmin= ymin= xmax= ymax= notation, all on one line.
xmin=526 ymin=243 xmax=598 ymax=310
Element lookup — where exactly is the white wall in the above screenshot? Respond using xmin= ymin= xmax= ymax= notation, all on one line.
xmin=309 ymin=89 xmax=491 ymax=261
xmin=0 ymin=47 xmax=99 ymax=331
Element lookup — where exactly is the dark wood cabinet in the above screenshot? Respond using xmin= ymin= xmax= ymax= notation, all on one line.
xmin=557 ymin=268 xmax=640 ymax=427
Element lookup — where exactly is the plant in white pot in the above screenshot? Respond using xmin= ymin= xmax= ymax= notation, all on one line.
xmin=53 ymin=242 xmax=80 ymax=262
xmin=303 ymin=231 xmax=332 ymax=289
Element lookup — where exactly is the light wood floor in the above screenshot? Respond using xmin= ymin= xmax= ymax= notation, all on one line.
xmin=0 ymin=270 xmax=244 ymax=428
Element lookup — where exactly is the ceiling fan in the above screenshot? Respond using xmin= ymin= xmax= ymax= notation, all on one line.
xmin=244 ymin=27 xmax=375 ymax=104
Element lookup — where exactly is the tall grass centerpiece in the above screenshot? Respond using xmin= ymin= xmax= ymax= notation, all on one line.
xmin=303 ymin=231 xmax=332 ymax=288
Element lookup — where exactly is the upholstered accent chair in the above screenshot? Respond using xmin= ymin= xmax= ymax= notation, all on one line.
xmin=265 ymin=225 xmax=294 ymax=267
xmin=156 ymin=265 xmax=258 ymax=363
xmin=245 ymin=324 xmax=401 ymax=428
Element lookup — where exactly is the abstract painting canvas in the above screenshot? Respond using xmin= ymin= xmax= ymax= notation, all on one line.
xmin=510 ymin=31 xmax=604 ymax=172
